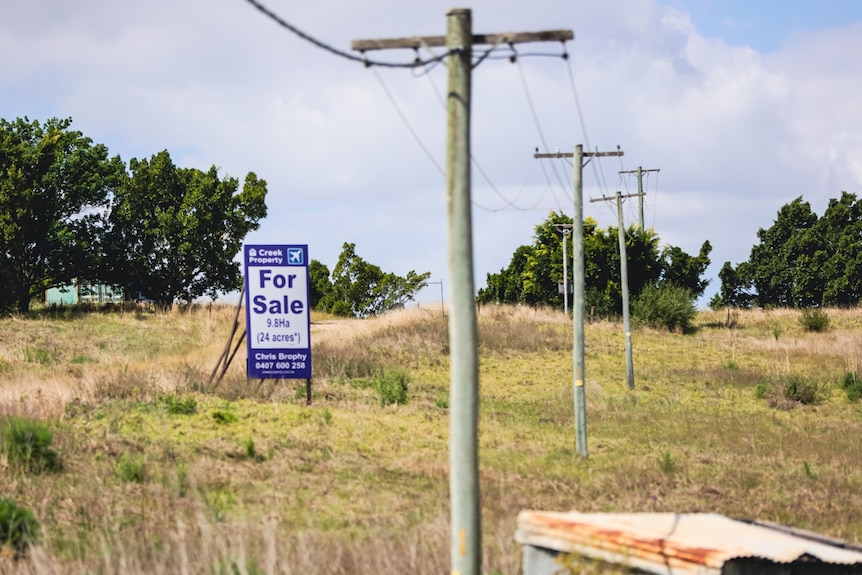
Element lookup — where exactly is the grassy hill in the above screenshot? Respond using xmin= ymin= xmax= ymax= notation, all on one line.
xmin=1 ymin=304 xmax=861 ymax=574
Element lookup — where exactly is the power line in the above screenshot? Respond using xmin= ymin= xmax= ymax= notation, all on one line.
xmin=374 ymin=52 xmax=555 ymax=214
xmin=562 ymin=55 xmax=622 ymax=205
xmin=515 ymin=60 xmax=571 ymax=200
xmin=243 ymin=0 xmax=454 ymax=69
xmin=371 ymin=67 xmax=445 ymax=176
xmin=247 ymin=0 xmax=586 ymax=216
xmin=245 ymin=0 xmax=579 ymax=216
xmin=420 ymin=49 xmax=554 ymax=213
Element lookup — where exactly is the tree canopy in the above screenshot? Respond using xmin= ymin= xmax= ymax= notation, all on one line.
xmin=315 ymin=242 xmax=430 ymax=318
xmin=105 ymin=150 xmax=267 ymax=306
xmin=0 ymin=117 xmax=270 ymax=312
xmin=713 ymin=192 xmax=862 ymax=309
xmin=477 ymin=211 xmax=712 ymax=315
xmin=0 ymin=117 xmax=125 ymax=312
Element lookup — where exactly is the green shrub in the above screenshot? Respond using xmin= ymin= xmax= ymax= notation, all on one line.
xmin=70 ymin=353 xmax=96 ymax=365
xmin=632 ymin=284 xmax=697 ymax=333
xmin=377 ymin=369 xmax=409 ymax=406
xmin=799 ymin=308 xmax=830 ymax=332
xmin=212 ymin=407 xmax=237 ymax=425
xmin=159 ymin=393 xmax=197 ymax=415
xmin=23 ymin=346 xmax=53 ymax=365
xmin=0 ymin=498 xmax=39 ymax=557
xmin=839 ymin=371 xmax=862 ymax=402
xmin=782 ymin=375 xmax=822 ymax=405
xmin=754 ymin=381 xmax=773 ymax=399
xmin=116 ymin=453 xmax=146 ymax=483
xmin=658 ymin=451 xmax=675 ymax=473
xmin=756 ymin=375 xmax=826 ymax=408
xmin=243 ymin=438 xmax=257 ymax=460
xmin=0 ymin=417 xmax=60 ymax=473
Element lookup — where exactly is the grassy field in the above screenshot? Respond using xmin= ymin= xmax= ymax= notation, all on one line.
xmin=1 ymin=303 xmax=862 ymax=574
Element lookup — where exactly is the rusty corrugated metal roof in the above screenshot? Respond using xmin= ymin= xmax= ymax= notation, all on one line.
xmin=515 ymin=511 xmax=862 ymax=574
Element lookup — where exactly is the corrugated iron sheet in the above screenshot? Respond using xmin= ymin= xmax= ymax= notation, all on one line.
xmin=515 ymin=511 xmax=862 ymax=574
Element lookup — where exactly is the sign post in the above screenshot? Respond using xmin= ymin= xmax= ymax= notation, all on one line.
xmin=244 ymin=245 xmax=312 ymax=398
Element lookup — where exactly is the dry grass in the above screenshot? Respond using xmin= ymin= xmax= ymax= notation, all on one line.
xmin=0 ymin=303 xmax=862 ymax=574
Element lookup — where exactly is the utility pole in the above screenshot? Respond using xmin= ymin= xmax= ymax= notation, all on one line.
xmin=553 ymin=224 xmax=572 ymax=316
xmin=354 ymin=14 xmax=572 ymax=575
xmin=618 ymin=166 xmax=659 ymax=229
xmin=426 ymin=280 xmax=445 ymax=315
xmin=535 ymin=146 xmax=624 ymax=458
xmin=590 ymin=190 xmax=640 ymax=390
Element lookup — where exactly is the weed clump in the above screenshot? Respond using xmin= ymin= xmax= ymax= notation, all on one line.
xmin=753 ymin=374 xmax=827 ymax=409
xmin=0 ymin=498 xmax=39 ymax=557
xmin=757 ymin=375 xmax=826 ymax=409
xmin=782 ymin=375 xmax=823 ymax=405
xmin=658 ymin=451 xmax=675 ymax=474
xmin=754 ymin=380 xmax=773 ymax=400
xmin=799 ymin=308 xmax=830 ymax=332
xmin=377 ymin=369 xmax=409 ymax=406
xmin=243 ymin=438 xmax=257 ymax=460
xmin=212 ymin=406 xmax=238 ymax=424
xmin=115 ymin=453 xmax=147 ymax=483
xmin=839 ymin=371 xmax=862 ymax=402
xmin=0 ymin=417 xmax=61 ymax=474
xmin=159 ymin=393 xmax=197 ymax=415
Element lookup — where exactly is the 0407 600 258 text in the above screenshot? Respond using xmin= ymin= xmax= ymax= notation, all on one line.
xmin=254 ymin=361 xmax=306 ymax=371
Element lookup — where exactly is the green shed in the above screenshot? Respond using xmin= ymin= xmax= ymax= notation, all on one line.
xmin=45 ymin=279 xmax=123 ymax=305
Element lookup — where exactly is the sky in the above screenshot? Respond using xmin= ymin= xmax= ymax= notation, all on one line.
xmin=2 ymin=0 xmax=862 ymax=308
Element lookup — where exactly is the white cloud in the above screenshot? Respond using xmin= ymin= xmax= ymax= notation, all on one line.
xmin=3 ymin=0 xmax=862 ymax=307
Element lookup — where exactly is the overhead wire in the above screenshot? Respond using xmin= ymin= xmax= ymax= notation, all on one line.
xmin=420 ymin=42 xmax=552 ymax=212
xmin=374 ymin=58 xmax=544 ymax=213
xmin=370 ymin=67 xmax=445 ymax=177
xmin=563 ymin=54 xmax=616 ymax=207
xmin=650 ymin=170 xmax=660 ymax=229
xmin=514 ymin=55 xmax=571 ymax=203
xmin=243 ymin=0 xmax=454 ymax=69
xmin=245 ymin=0 xmax=578 ymax=215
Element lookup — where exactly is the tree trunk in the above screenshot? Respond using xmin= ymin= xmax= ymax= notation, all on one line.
xmin=16 ymin=286 xmax=31 ymax=314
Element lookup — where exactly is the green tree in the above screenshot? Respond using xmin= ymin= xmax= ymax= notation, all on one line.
xmin=661 ymin=241 xmax=712 ymax=296
xmin=105 ymin=150 xmax=267 ymax=305
xmin=816 ymin=192 xmax=862 ymax=306
xmin=478 ymin=245 xmax=535 ymax=305
xmin=478 ymin=212 xmax=697 ymax=317
xmin=317 ymin=242 xmax=430 ymax=318
xmin=710 ymin=261 xmax=753 ymax=309
xmin=747 ymin=197 xmax=818 ymax=307
xmin=308 ymin=259 xmax=332 ymax=309
xmin=522 ymin=211 xmax=573 ymax=305
xmin=0 ymin=117 xmax=125 ymax=312
xmin=716 ymin=193 xmax=862 ymax=309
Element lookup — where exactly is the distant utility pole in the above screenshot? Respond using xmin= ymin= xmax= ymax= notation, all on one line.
xmin=590 ymin=190 xmax=640 ymax=390
xmin=535 ymin=146 xmax=624 ymax=458
xmin=617 ymin=166 xmax=660 ymax=229
xmin=426 ymin=279 xmax=445 ymax=315
xmin=553 ymin=223 xmax=572 ymax=316
xmin=354 ymin=13 xmax=572 ymax=575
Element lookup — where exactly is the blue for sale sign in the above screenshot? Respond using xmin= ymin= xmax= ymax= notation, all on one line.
xmin=244 ymin=244 xmax=312 ymax=379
